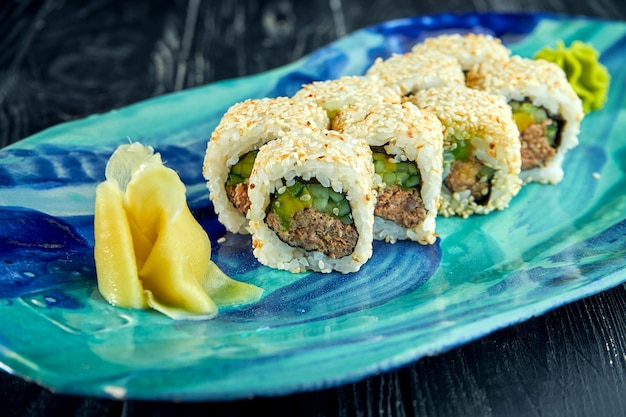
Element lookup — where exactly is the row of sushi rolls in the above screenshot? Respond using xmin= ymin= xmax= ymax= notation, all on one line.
xmin=202 ymin=32 xmax=596 ymax=275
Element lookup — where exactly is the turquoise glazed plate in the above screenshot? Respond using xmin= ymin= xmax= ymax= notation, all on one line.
xmin=1 ymin=13 xmax=626 ymax=401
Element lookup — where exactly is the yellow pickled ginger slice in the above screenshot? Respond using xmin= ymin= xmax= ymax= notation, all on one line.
xmin=94 ymin=142 xmax=262 ymax=320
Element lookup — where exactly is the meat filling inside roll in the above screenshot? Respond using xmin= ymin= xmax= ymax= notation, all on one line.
xmin=225 ymin=150 xmax=258 ymax=214
xmin=510 ymin=100 xmax=564 ymax=169
xmin=442 ymin=135 xmax=495 ymax=205
xmin=265 ymin=178 xmax=357 ymax=259
xmin=371 ymin=148 xmax=425 ymax=228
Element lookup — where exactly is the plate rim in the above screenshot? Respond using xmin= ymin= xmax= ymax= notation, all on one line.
xmin=1 ymin=10 xmax=626 ymax=401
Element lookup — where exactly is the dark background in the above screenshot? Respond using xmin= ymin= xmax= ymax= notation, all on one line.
xmin=2 ymin=0 xmax=626 ymax=416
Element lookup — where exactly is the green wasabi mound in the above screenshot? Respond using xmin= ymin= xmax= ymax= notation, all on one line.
xmin=534 ymin=40 xmax=610 ymax=113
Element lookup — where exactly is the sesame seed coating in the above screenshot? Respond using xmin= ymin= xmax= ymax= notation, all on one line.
xmin=411 ymin=86 xmax=517 ymax=149
xmin=203 ymin=96 xmax=330 ymax=234
xmin=292 ymin=75 xmax=402 ymax=118
xmin=411 ymin=33 xmax=511 ymax=71
xmin=466 ymin=55 xmax=583 ymax=121
xmin=409 ymin=86 xmax=522 ymax=217
xmin=248 ymin=129 xmax=376 ymax=274
xmin=332 ymin=101 xmax=444 ymax=244
xmin=466 ymin=55 xmax=584 ymax=184
xmin=365 ymin=51 xmax=465 ymax=96
xmin=208 ymin=96 xmax=330 ymax=148
xmin=201 ymin=30 xmax=584 ymax=269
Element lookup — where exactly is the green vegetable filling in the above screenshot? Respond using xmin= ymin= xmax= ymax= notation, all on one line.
xmin=443 ymin=136 xmax=472 ymax=163
xmin=442 ymin=135 xmax=496 ymax=203
xmin=451 ymin=138 xmax=471 ymax=162
xmin=270 ymin=180 xmax=353 ymax=230
xmin=510 ymin=101 xmax=559 ymax=146
xmin=372 ymin=151 xmax=421 ymax=189
xmin=478 ymin=165 xmax=495 ymax=182
xmin=226 ymin=150 xmax=258 ymax=187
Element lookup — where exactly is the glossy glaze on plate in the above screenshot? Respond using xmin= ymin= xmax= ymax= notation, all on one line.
xmin=1 ymin=13 xmax=626 ymax=401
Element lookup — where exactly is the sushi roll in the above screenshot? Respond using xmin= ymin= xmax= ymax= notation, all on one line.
xmin=292 ymin=75 xmax=401 ymax=120
xmin=332 ymin=102 xmax=444 ymax=244
xmin=409 ymin=86 xmax=522 ymax=218
xmin=203 ymin=97 xmax=329 ymax=234
xmin=365 ymin=51 xmax=465 ymax=96
xmin=411 ymin=33 xmax=512 ymax=71
xmin=466 ymin=55 xmax=584 ymax=184
xmin=247 ymin=129 xmax=376 ymax=274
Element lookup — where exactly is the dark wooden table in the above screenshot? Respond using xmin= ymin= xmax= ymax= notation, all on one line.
xmin=2 ymin=1 xmax=626 ymax=416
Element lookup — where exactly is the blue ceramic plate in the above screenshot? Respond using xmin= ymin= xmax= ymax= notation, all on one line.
xmin=1 ymin=12 xmax=626 ymax=401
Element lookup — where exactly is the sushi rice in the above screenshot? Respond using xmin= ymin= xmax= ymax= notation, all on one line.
xmin=203 ymin=97 xmax=329 ymax=234
xmin=332 ymin=101 xmax=444 ymax=244
xmin=247 ymin=129 xmax=376 ymax=274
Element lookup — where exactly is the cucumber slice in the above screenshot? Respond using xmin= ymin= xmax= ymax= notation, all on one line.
xmin=269 ymin=179 xmax=352 ymax=230
xmin=404 ymin=174 xmax=421 ymax=188
xmin=231 ymin=162 xmax=242 ymax=176
xmin=478 ymin=165 xmax=495 ymax=180
xmin=308 ymin=183 xmax=330 ymax=200
xmin=382 ymin=172 xmax=396 ymax=186
xmin=396 ymin=162 xmax=410 ymax=173
xmin=227 ymin=150 xmax=258 ymax=186
xmin=373 ymin=153 xmax=387 ymax=162
xmin=312 ymin=196 xmax=329 ymax=211
xmin=396 ymin=172 xmax=410 ymax=186
xmin=531 ymin=106 xmax=548 ymax=122
xmin=519 ymin=102 xmax=535 ymax=114
xmin=546 ymin=124 xmax=558 ymax=145
xmin=374 ymin=150 xmax=421 ymax=188
xmin=287 ymin=182 xmax=305 ymax=198
xmin=336 ymin=199 xmax=351 ymax=217
xmin=239 ymin=151 xmax=257 ymax=178
xmin=225 ymin=173 xmax=243 ymax=187
xmin=451 ymin=139 xmax=471 ymax=161
xmin=340 ymin=214 xmax=354 ymax=225
xmin=329 ymin=189 xmax=344 ymax=203
xmin=374 ymin=159 xmax=386 ymax=173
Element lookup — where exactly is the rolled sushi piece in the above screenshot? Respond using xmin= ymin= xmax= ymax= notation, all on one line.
xmin=466 ymin=55 xmax=584 ymax=184
xmin=247 ymin=129 xmax=376 ymax=274
xmin=409 ymin=86 xmax=522 ymax=218
xmin=292 ymin=75 xmax=401 ymax=120
xmin=365 ymin=51 xmax=465 ymax=96
xmin=332 ymin=102 xmax=444 ymax=244
xmin=411 ymin=33 xmax=512 ymax=71
xmin=203 ymin=97 xmax=329 ymax=234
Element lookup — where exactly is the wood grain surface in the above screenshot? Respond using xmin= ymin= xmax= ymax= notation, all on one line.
xmin=2 ymin=1 xmax=626 ymax=416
